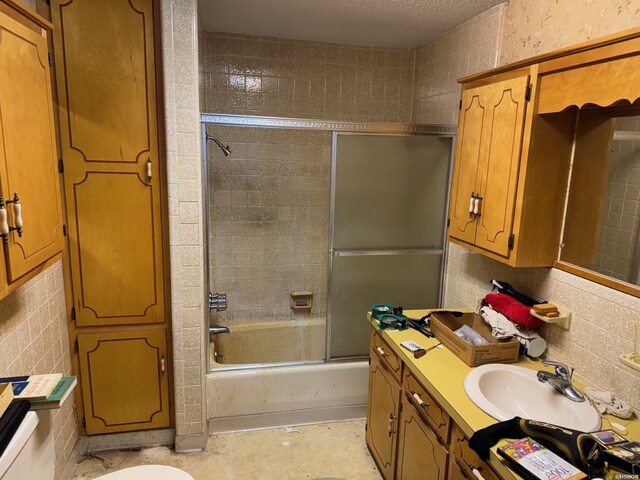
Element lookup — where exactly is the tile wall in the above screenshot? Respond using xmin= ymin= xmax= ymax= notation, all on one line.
xmin=592 ymin=117 xmax=640 ymax=282
xmin=160 ymin=0 xmax=208 ymax=449
xmin=201 ymin=32 xmax=415 ymax=122
xmin=415 ymin=1 xmax=640 ymax=414
xmin=207 ymin=126 xmax=331 ymax=327
xmin=412 ymin=4 xmax=505 ymax=125
xmin=0 ymin=262 xmax=76 ymax=478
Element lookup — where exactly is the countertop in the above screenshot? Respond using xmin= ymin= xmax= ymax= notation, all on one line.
xmin=369 ymin=308 xmax=640 ymax=480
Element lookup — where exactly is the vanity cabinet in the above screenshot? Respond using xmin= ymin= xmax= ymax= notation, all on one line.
xmin=0 ymin=2 xmax=64 ymax=298
xmin=367 ymin=329 xmax=502 ymax=480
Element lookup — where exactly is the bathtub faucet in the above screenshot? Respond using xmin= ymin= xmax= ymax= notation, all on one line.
xmin=209 ymin=325 xmax=230 ymax=335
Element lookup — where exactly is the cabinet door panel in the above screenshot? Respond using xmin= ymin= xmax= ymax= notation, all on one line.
xmin=78 ymin=329 xmax=170 ymax=434
xmin=70 ymin=171 xmax=163 ymax=325
xmin=53 ymin=0 xmax=155 ymax=162
xmin=448 ymin=90 xmax=485 ymax=244
xmin=0 ymin=13 xmax=63 ymax=281
xmin=396 ymin=397 xmax=448 ymax=480
xmin=475 ymin=76 xmax=529 ymax=257
xmin=366 ymin=354 xmax=400 ymax=480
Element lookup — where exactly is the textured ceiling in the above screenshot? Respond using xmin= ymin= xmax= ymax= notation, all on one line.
xmin=198 ymin=0 xmax=505 ymax=48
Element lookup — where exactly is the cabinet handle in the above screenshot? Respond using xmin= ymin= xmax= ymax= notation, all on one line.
xmin=473 ymin=196 xmax=481 ymax=218
xmin=0 ymin=199 xmax=8 ymax=245
xmin=471 ymin=468 xmax=486 ymax=480
xmin=412 ymin=391 xmax=429 ymax=409
xmin=160 ymin=355 xmax=166 ymax=374
xmin=469 ymin=193 xmax=475 ymax=217
xmin=146 ymin=158 xmax=152 ymax=182
xmin=388 ymin=413 xmax=397 ymax=437
xmin=376 ymin=346 xmax=389 ymax=358
xmin=2 ymin=194 xmax=23 ymax=239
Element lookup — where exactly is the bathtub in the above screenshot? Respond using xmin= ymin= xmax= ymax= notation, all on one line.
xmin=207 ymin=317 xmax=369 ymax=432
xmin=211 ymin=317 xmax=326 ymax=365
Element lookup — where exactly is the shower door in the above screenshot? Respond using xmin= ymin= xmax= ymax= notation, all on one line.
xmin=329 ymin=133 xmax=453 ymax=359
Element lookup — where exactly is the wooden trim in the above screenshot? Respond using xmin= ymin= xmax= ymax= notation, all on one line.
xmin=458 ymin=25 xmax=640 ymax=83
xmin=553 ymin=261 xmax=640 ymax=298
xmin=1 ymin=0 xmax=52 ymax=30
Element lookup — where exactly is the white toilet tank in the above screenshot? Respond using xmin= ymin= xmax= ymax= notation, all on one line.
xmin=0 ymin=410 xmax=55 ymax=480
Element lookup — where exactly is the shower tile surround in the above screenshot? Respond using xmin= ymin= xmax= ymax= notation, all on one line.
xmin=413 ymin=2 xmax=640 ymax=414
xmin=202 ymin=32 xmax=415 ymax=123
xmin=208 ymin=126 xmax=331 ymax=326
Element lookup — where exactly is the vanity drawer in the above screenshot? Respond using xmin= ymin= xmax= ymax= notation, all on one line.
xmin=403 ymin=371 xmax=451 ymax=445
xmin=450 ymin=423 xmax=500 ymax=480
xmin=371 ymin=330 xmax=402 ymax=383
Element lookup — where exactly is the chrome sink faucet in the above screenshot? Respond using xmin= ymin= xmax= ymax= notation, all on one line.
xmin=537 ymin=360 xmax=585 ymax=402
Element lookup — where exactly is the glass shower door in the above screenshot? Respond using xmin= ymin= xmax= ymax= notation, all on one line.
xmin=329 ymin=133 xmax=453 ymax=358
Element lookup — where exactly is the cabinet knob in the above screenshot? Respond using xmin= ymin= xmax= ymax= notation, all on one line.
xmin=160 ymin=355 xmax=166 ymax=374
xmin=146 ymin=158 xmax=152 ymax=182
xmin=376 ymin=346 xmax=389 ymax=358
xmin=412 ymin=391 xmax=429 ymax=409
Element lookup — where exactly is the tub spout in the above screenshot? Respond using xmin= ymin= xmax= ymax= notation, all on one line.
xmin=209 ymin=325 xmax=230 ymax=335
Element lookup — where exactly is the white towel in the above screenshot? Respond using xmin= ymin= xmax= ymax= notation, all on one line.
xmin=480 ymin=306 xmax=547 ymax=357
xmin=584 ymin=389 xmax=634 ymax=419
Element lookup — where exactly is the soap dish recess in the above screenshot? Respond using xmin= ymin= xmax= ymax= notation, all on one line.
xmin=530 ymin=306 xmax=571 ymax=330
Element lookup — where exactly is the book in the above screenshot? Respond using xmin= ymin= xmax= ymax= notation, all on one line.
xmin=0 ymin=373 xmax=63 ymax=401
xmin=590 ymin=429 xmax=628 ymax=447
xmin=0 ymin=384 xmax=13 ymax=418
xmin=30 ymin=376 xmax=77 ymax=411
xmin=497 ymin=437 xmax=586 ymax=480
xmin=604 ymin=446 xmax=640 ymax=474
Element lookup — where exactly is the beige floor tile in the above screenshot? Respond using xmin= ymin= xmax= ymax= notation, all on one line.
xmin=72 ymin=420 xmax=381 ymax=480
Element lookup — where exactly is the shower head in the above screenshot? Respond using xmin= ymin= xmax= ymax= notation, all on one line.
xmin=206 ymin=134 xmax=231 ymax=156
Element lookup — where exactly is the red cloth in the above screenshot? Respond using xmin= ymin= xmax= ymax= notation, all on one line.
xmin=484 ymin=292 xmax=542 ymax=329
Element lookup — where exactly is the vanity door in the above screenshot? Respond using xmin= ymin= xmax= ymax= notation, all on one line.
xmin=366 ymin=353 xmax=401 ymax=480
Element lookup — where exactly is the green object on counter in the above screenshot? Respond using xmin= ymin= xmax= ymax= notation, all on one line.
xmin=371 ymin=304 xmax=393 ymax=320
xmin=377 ymin=314 xmax=408 ymax=331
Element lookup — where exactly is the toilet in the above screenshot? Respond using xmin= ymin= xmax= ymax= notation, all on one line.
xmin=0 ymin=411 xmax=194 ymax=480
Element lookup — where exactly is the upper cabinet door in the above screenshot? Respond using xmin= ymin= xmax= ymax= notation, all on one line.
xmin=52 ymin=0 xmax=165 ymax=326
xmin=474 ymin=76 xmax=529 ymax=257
xmin=448 ymin=88 xmax=486 ymax=245
xmin=0 ymin=12 xmax=64 ymax=281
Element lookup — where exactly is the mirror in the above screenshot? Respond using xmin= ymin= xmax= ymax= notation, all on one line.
xmin=560 ymin=106 xmax=640 ymax=288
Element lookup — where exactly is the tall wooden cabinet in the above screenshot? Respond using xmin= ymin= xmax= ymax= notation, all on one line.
xmin=0 ymin=2 xmax=64 ymax=298
xmin=51 ymin=0 xmax=171 ymax=434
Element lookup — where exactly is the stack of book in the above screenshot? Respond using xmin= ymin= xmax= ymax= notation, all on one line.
xmin=0 ymin=373 xmax=77 ymax=417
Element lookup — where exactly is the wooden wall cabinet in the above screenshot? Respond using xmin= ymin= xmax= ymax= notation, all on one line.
xmin=448 ymin=68 xmax=576 ymax=267
xmin=0 ymin=3 xmax=64 ymax=298
xmin=51 ymin=0 xmax=172 ymax=434
xmin=449 ymin=28 xmax=640 ymax=268
xmin=367 ymin=330 xmax=501 ymax=480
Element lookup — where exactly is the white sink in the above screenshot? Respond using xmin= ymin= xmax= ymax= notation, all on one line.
xmin=464 ymin=363 xmax=601 ymax=432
